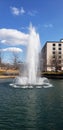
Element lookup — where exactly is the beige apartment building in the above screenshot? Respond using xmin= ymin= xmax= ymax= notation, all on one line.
xmin=41 ymin=39 xmax=63 ymax=71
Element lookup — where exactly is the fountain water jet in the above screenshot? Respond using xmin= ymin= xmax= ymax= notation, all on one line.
xmin=26 ymin=24 xmax=40 ymax=84
xmin=10 ymin=24 xmax=52 ymax=88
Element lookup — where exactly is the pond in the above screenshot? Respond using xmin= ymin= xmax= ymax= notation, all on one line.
xmin=0 ymin=79 xmax=63 ymax=130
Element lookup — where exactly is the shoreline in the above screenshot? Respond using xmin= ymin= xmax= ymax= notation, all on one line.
xmin=42 ymin=73 xmax=63 ymax=79
xmin=0 ymin=75 xmax=16 ymax=79
xmin=0 ymin=72 xmax=63 ymax=79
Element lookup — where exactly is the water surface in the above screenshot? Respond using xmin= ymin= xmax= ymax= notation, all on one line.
xmin=0 ymin=79 xmax=63 ymax=130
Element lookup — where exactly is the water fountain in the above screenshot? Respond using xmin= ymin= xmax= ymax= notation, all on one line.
xmin=10 ymin=24 xmax=52 ymax=88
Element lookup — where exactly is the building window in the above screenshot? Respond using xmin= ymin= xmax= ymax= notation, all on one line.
xmin=53 ymin=43 xmax=55 ymax=46
xmin=53 ymin=51 xmax=55 ymax=54
xmin=53 ymin=60 xmax=55 ymax=63
xmin=53 ymin=43 xmax=56 ymax=46
xmin=53 ymin=47 xmax=55 ymax=50
xmin=58 ymin=51 xmax=61 ymax=54
xmin=53 ymin=55 xmax=55 ymax=58
xmin=59 ymin=56 xmax=61 ymax=58
xmin=58 ymin=48 xmax=61 ymax=50
xmin=58 ymin=43 xmax=61 ymax=46
xmin=58 ymin=60 xmax=61 ymax=64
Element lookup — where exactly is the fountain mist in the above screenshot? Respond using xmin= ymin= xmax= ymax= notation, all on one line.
xmin=27 ymin=24 xmax=40 ymax=84
xmin=10 ymin=24 xmax=52 ymax=88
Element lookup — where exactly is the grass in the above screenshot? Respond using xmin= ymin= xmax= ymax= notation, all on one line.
xmin=0 ymin=69 xmax=19 ymax=79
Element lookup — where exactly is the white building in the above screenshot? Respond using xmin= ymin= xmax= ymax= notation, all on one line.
xmin=41 ymin=39 xmax=63 ymax=71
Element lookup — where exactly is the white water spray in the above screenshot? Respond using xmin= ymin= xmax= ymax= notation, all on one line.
xmin=10 ymin=24 xmax=52 ymax=88
xmin=27 ymin=24 xmax=40 ymax=84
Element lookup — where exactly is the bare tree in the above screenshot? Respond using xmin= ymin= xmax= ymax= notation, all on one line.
xmin=49 ymin=51 xmax=62 ymax=72
xmin=0 ymin=51 xmax=2 ymax=65
xmin=0 ymin=49 xmax=3 ymax=67
xmin=12 ymin=52 xmax=21 ymax=69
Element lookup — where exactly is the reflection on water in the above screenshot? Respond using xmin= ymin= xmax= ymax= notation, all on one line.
xmin=0 ymin=79 xmax=63 ymax=130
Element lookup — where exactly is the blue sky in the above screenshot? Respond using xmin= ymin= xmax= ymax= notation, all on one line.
xmin=0 ymin=0 xmax=63 ymax=63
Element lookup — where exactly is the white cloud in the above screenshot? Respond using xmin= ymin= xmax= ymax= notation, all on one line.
xmin=11 ymin=7 xmax=20 ymax=15
xmin=44 ymin=24 xmax=53 ymax=28
xmin=10 ymin=6 xmax=38 ymax=17
xmin=10 ymin=6 xmax=25 ymax=15
xmin=0 ymin=28 xmax=29 ymax=45
xmin=0 ymin=47 xmax=23 ymax=53
xmin=28 ymin=10 xmax=38 ymax=16
xmin=20 ymin=7 xmax=25 ymax=14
